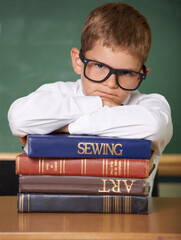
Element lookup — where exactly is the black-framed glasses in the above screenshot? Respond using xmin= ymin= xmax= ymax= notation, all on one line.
xmin=79 ymin=49 xmax=147 ymax=91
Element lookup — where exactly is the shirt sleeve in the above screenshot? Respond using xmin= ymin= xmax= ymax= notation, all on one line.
xmin=8 ymin=81 xmax=102 ymax=136
xmin=69 ymin=93 xmax=173 ymax=156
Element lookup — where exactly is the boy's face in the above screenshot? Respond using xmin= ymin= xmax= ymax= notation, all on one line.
xmin=71 ymin=43 xmax=145 ymax=106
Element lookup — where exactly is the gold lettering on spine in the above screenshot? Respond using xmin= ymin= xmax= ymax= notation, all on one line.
xmin=39 ymin=158 xmax=41 ymax=174
xmin=54 ymin=162 xmax=58 ymax=171
xmin=122 ymin=196 xmax=125 ymax=213
xmin=115 ymin=196 xmax=121 ymax=213
xmin=22 ymin=194 xmax=24 ymax=213
xmin=118 ymin=160 xmax=121 ymax=176
xmin=103 ymin=196 xmax=106 ymax=213
xmin=110 ymin=161 xmax=113 ymax=175
xmin=78 ymin=142 xmax=123 ymax=156
xmin=125 ymin=197 xmax=128 ymax=214
xmin=104 ymin=196 xmax=107 ymax=213
xmin=104 ymin=196 xmax=108 ymax=213
xmin=63 ymin=160 xmax=65 ymax=175
xmin=110 ymin=180 xmax=122 ymax=193
xmin=116 ymin=196 xmax=119 ymax=213
xmin=85 ymin=143 xmax=92 ymax=154
xmin=59 ymin=160 xmax=62 ymax=175
xmin=42 ymin=159 xmax=44 ymax=175
xmin=84 ymin=159 xmax=86 ymax=176
xmin=103 ymin=159 xmax=105 ymax=177
xmin=98 ymin=179 xmax=110 ymax=193
xmin=105 ymin=144 xmax=114 ymax=155
xmin=114 ymin=196 xmax=117 ymax=213
xmin=103 ymin=144 xmax=106 ymax=155
xmin=106 ymin=159 xmax=108 ymax=176
xmin=124 ymin=197 xmax=126 ymax=214
xmin=106 ymin=196 xmax=108 ymax=213
xmin=103 ymin=196 xmax=110 ymax=213
xmin=128 ymin=196 xmax=131 ymax=213
xmin=122 ymin=180 xmax=136 ymax=193
xmin=114 ymin=144 xmax=123 ymax=155
xmin=77 ymin=142 xmax=85 ymax=154
xmin=124 ymin=159 xmax=126 ymax=177
xmin=125 ymin=196 xmax=131 ymax=214
xmin=130 ymin=197 xmax=131 ymax=213
xmin=92 ymin=143 xmax=103 ymax=155
xmin=81 ymin=159 xmax=83 ymax=176
xmin=127 ymin=160 xmax=129 ymax=177
xmin=126 ymin=196 xmax=128 ymax=213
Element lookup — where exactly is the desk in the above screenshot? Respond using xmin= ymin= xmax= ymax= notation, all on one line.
xmin=0 ymin=197 xmax=180 ymax=240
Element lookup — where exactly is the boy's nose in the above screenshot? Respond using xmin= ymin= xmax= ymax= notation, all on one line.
xmin=103 ymin=74 xmax=118 ymax=89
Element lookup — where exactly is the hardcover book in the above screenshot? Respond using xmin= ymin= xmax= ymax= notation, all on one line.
xmin=16 ymin=153 xmax=154 ymax=178
xmin=17 ymin=193 xmax=148 ymax=214
xmin=23 ymin=134 xmax=151 ymax=159
xmin=19 ymin=175 xmax=150 ymax=196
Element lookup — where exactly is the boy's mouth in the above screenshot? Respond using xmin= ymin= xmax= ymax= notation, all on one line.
xmin=96 ymin=91 xmax=116 ymax=99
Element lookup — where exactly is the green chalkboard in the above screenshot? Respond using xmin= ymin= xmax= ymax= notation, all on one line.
xmin=0 ymin=0 xmax=180 ymax=153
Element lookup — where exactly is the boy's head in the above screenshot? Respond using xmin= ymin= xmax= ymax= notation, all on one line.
xmin=71 ymin=2 xmax=151 ymax=106
xmin=81 ymin=2 xmax=151 ymax=65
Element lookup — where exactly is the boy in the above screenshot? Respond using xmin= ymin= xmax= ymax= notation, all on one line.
xmin=8 ymin=3 xmax=173 ymax=195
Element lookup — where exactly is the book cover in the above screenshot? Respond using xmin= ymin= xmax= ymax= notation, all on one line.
xmin=23 ymin=134 xmax=151 ymax=159
xmin=19 ymin=175 xmax=150 ymax=196
xmin=16 ymin=153 xmax=154 ymax=178
xmin=17 ymin=193 xmax=148 ymax=214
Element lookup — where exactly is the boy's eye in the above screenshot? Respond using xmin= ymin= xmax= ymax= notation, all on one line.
xmin=121 ymin=71 xmax=130 ymax=76
xmin=119 ymin=71 xmax=130 ymax=77
xmin=96 ymin=63 xmax=105 ymax=69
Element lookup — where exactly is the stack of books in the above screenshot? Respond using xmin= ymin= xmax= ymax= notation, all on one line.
xmin=16 ymin=134 xmax=154 ymax=214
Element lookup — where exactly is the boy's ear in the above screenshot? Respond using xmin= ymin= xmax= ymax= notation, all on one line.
xmin=71 ymin=48 xmax=82 ymax=75
xmin=146 ymin=66 xmax=150 ymax=75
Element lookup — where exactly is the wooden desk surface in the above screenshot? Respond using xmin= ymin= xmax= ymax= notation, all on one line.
xmin=0 ymin=197 xmax=180 ymax=240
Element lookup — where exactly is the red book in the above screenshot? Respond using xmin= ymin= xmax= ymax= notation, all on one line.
xmin=16 ymin=153 xmax=154 ymax=178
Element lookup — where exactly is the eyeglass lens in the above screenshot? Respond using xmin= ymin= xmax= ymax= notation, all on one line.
xmin=85 ymin=61 xmax=142 ymax=90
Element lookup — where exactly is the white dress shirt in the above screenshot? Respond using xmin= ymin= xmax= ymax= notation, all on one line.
xmin=8 ymin=79 xmax=173 ymax=195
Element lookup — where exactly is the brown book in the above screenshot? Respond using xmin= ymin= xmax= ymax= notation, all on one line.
xmin=19 ymin=175 xmax=150 ymax=196
xmin=16 ymin=153 xmax=154 ymax=178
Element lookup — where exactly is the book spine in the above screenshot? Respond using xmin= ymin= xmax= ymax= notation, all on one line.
xmin=19 ymin=175 xmax=150 ymax=196
xmin=26 ymin=134 xmax=151 ymax=159
xmin=16 ymin=154 xmax=151 ymax=178
xmin=17 ymin=193 xmax=148 ymax=214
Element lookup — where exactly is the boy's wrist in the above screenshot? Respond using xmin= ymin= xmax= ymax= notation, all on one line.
xmin=102 ymin=99 xmax=120 ymax=107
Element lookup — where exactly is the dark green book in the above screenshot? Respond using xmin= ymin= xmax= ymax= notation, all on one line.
xmin=17 ymin=193 xmax=148 ymax=214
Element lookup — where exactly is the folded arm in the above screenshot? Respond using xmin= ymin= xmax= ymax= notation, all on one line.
xmin=8 ymin=81 xmax=102 ymax=136
xmin=68 ymin=94 xmax=173 ymax=156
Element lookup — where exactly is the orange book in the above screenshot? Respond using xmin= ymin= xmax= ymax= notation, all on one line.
xmin=16 ymin=153 xmax=154 ymax=178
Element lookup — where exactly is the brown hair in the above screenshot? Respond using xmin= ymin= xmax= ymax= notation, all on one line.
xmin=81 ymin=2 xmax=152 ymax=64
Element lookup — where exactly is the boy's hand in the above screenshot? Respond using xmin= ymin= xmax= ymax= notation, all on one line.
xmin=54 ymin=125 xmax=69 ymax=134
xmin=18 ymin=136 xmax=27 ymax=146
xmin=102 ymin=99 xmax=121 ymax=107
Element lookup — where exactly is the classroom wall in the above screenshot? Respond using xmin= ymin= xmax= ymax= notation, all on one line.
xmin=0 ymin=0 xmax=180 ymax=153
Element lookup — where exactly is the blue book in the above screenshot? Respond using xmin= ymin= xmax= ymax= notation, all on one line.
xmin=17 ymin=193 xmax=148 ymax=214
xmin=23 ymin=134 xmax=151 ymax=159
